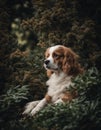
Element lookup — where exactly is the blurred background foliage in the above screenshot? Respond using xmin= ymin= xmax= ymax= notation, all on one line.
xmin=0 ymin=0 xmax=101 ymax=130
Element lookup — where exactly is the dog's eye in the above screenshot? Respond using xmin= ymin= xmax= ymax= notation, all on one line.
xmin=53 ymin=53 xmax=59 ymax=58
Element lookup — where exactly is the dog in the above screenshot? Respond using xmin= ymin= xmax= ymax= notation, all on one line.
xmin=23 ymin=45 xmax=83 ymax=116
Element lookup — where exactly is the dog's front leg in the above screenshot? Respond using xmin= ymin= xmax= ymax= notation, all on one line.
xmin=30 ymin=98 xmax=47 ymax=116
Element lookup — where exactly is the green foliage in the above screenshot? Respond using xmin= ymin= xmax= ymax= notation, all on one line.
xmin=0 ymin=85 xmax=29 ymax=108
xmin=0 ymin=85 xmax=30 ymax=130
xmin=9 ymin=46 xmax=47 ymax=100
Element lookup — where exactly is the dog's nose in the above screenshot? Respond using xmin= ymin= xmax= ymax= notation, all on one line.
xmin=44 ymin=60 xmax=50 ymax=65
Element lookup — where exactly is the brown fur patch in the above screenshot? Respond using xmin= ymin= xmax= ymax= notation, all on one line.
xmin=45 ymin=94 xmax=52 ymax=103
xmin=61 ymin=91 xmax=78 ymax=102
xmin=46 ymin=70 xmax=53 ymax=77
xmin=45 ymin=48 xmax=50 ymax=58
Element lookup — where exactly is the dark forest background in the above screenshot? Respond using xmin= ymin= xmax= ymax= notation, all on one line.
xmin=0 ymin=0 xmax=101 ymax=130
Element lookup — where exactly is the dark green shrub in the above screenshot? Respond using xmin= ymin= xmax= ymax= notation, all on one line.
xmin=0 ymin=85 xmax=30 ymax=130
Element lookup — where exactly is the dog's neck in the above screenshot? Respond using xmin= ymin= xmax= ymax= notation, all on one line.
xmin=51 ymin=70 xmax=70 ymax=78
xmin=46 ymin=71 xmax=72 ymax=87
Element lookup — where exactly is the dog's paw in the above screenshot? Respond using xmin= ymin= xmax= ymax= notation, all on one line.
xmin=22 ymin=101 xmax=40 ymax=115
xmin=30 ymin=108 xmax=39 ymax=116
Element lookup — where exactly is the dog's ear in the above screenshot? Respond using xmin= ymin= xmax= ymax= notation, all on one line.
xmin=62 ymin=47 xmax=83 ymax=76
xmin=46 ymin=70 xmax=53 ymax=77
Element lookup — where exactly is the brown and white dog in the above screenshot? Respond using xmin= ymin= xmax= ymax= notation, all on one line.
xmin=23 ymin=45 xmax=83 ymax=116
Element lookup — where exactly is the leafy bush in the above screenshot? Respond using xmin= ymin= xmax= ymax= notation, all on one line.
xmin=0 ymin=85 xmax=30 ymax=130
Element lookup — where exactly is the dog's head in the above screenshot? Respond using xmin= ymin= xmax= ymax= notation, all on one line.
xmin=44 ymin=45 xmax=83 ymax=77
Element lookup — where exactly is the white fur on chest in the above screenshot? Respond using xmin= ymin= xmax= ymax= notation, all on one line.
xmin=46 ymin=72 xmax=72 ymax=102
